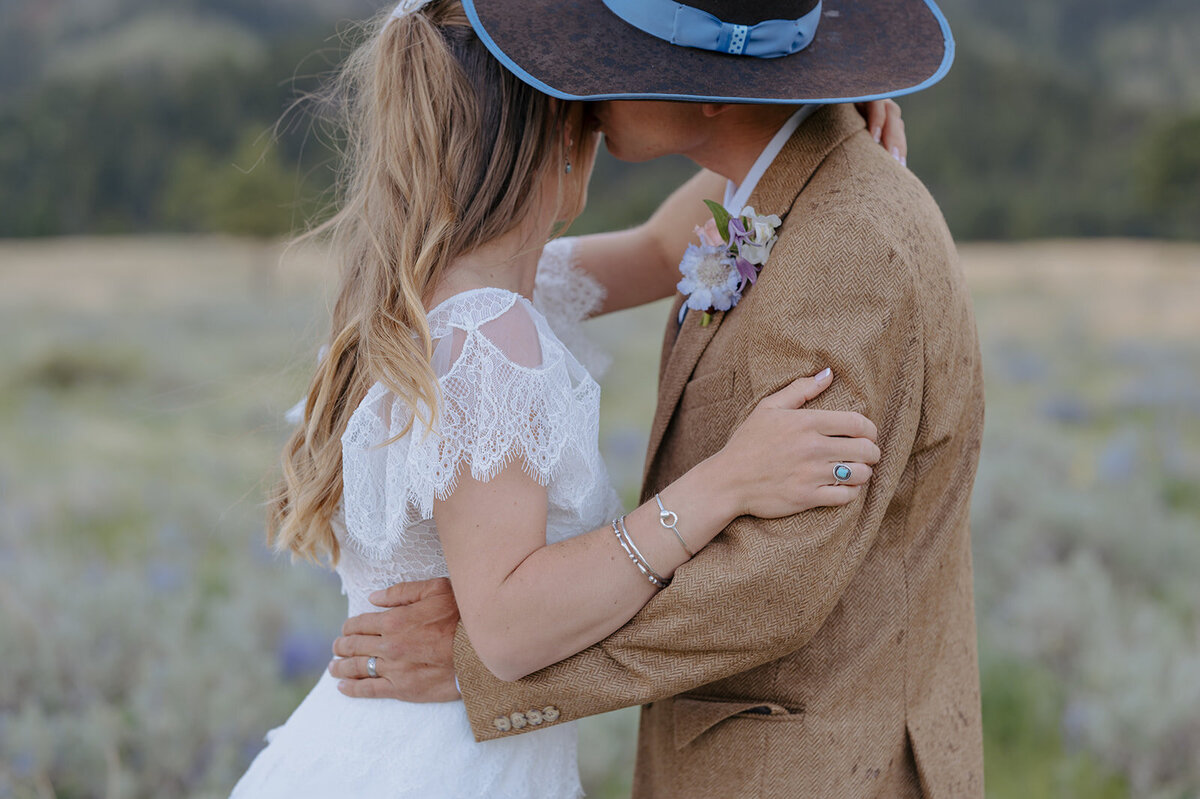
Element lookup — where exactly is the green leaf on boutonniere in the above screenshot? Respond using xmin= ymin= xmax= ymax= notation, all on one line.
xmin=703 ymin=200 xmax=733 ymax=244
xmin=701 ymin=312 xmax=712 ymax=327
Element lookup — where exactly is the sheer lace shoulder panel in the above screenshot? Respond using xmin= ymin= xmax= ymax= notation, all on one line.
xmin=428 ymin=288 xmax=542 ymax=377
xmin=470 ymin=300 xmax=544 ymax=370
xmin=430 ymin=300 xmax=542 ymax=378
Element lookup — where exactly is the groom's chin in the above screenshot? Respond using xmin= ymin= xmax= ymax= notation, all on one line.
xmin=601 ymin=135 xmax=657 ymax=164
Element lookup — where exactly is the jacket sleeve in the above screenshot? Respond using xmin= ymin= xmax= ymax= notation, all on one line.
xmin=454 ymin=212 xmax=927 ymax=741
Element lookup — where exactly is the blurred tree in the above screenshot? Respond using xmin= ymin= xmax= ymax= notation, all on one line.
xmin=0 ymin=34 xmax=335 ymax=238
xmin=1137 ymin=114 xmax=1200 ymax=236
xmin=938 ymin=0 xmax=1200 ymax=107
xmin=902 ymin=46 xmax=1162 ymax=240
xmin=163 ymin=129 xmax=306 ymax=238
xmin=0 ymin=8 xmax=1198 ymax=241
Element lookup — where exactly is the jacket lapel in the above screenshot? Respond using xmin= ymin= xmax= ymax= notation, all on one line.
xmin=642 ymin=105 xmax=866 ymax=484
xmin=643 ymin=305 xmax=725 ymax=484
xmin=658 ymin=294 xmax=686 ymax=388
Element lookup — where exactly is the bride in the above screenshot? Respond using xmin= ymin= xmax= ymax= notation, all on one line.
xmin=232 ymin=1 xmax=901 ymax=795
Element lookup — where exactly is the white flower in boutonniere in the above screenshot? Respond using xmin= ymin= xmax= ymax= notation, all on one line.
xmin=676 ymin=201 xmax=782 ymax=326
xmin=735 ymin=206 xmax=783 ymax=265
xmin=677 ymin=243 xmax=742 ymax=316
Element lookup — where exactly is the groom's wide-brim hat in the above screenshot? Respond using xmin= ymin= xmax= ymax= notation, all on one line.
xmin=461 ymin=0 xmax=953 ymax=104
xmin=463 ymin=0 xmax=950 ymax=102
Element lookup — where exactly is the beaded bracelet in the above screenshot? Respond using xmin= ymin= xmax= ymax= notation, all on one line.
xmin=612 ymin=517 xmax=669 ymax=589
xmin=618 ymin=515 xmax=669 ymax=585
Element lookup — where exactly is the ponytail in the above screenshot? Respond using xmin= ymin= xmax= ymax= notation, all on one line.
xmin=269 ymin=0 xmax=570 ymax=563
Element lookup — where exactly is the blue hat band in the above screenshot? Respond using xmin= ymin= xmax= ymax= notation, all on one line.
xmin=600 ymin=0 xmax=823 ymax=58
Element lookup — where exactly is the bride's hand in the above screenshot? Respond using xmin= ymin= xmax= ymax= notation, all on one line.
xmin=855 ymin=99 xmax=906 ymax=164
xmin=713 ymin=369 xmax=880 ymax=520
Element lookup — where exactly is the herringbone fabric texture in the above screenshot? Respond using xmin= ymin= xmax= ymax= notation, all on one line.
xmin=454 ymin=104 xmax=985 ymax=798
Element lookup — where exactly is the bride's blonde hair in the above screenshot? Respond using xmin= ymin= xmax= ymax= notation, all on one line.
xmin=270 ymin=0 xmax=578 ymax=563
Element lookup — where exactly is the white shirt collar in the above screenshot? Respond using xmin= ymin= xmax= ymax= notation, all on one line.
xmin=723 ymin=105 xmax=819 ymax=215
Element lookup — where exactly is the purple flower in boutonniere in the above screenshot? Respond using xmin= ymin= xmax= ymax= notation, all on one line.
xmin=677 ymin=201 xmax=782 ymax=326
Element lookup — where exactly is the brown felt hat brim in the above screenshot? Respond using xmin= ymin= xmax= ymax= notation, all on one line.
xmin=461 ymin=0 xmax=954 ymax=104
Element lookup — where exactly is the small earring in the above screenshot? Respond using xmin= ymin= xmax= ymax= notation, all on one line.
xmin=564 ymin=135 xmax=573 ymax=174
xmin=565 ymin=158 xmax=572 ymax=174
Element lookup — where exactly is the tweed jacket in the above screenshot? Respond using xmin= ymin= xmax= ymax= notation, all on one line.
xmin=453 ymin=104 xmax=986 ymax=798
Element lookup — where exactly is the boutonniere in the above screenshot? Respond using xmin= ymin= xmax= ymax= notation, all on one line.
xmin=676 ymin=201 xmax=782 ymax=326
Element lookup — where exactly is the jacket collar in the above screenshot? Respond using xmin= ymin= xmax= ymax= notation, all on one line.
xmin=744 ymin=103 xmax=864 ymax=221
xmin=722 ymin=105 xmax=818 ymax=214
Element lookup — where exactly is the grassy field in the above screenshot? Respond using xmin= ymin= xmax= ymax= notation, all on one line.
xmin=1 ymin=236 xmax=1198 ymax=798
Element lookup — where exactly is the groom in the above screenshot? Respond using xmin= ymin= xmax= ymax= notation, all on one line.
xmin=331 ymin=0 xmax=984 ymax=795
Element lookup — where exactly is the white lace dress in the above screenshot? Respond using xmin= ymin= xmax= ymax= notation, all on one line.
xmin=231 ymin=239 xmax=622 ymax=798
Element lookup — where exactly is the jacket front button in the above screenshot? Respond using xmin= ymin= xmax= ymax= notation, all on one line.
xmin=493 ymin=716 xmax=512 ymax=732
xmin=526 ymin=708 xmax=544 ymax=725
xmin=510 ymin=711 xmax=527 ymax=729
xmin=542 ymin=706 xmax=560 ymax=723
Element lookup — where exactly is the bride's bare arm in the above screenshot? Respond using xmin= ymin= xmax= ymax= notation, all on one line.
xmin=576 ymin=100 xmax=907 ymax=315
xmin=331 ymin=371 xmax=879 ymax=687
xmin=436 ymin=371 xmax=875 ymax=682
xmin=435 ymin=440 xmax=725 ymax=681
xmin=580 ymin=168 xmax=726 ymax=315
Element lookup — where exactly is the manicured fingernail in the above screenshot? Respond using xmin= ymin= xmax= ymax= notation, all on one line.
xmin=901 ymin=155 xmax=908 ymax=168
xmin=872 ymin=127 xmax=882 ymax=143
xmin=817 ymin=368 xmax=832 ymax=382
xmin=338 ymin=680 xmax=349 ymax=691
xmin=368 ymin=590 xmax=384 ymax=603
xmin=892 ymin=146 xmax=902 ymax=163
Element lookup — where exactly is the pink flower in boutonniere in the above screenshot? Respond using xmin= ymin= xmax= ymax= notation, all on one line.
xmin=677 ymin=201 xmax=782 ymax=326
xmin=695 ymin=217 xmax=722 ymax=247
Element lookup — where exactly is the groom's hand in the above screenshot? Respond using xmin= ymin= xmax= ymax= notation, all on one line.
xmin=329 ymin=577 xmax=461 ymax=702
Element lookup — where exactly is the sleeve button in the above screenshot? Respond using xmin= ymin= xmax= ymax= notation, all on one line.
xmin=510 ymin=711 xmax=528 ymax=729
xmin=493 ymin=716 xmax=512 ymax=732
xmin=526 ymin=708 xmax=544 ymax=725
xmin=542 ymin=705 xmax=560 ymax=723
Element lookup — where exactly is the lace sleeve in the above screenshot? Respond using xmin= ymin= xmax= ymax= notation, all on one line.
xmin=340 ymin=293 xmax=605 ymax=560
xmin=534 ymin=237 xmax=610 ymax=379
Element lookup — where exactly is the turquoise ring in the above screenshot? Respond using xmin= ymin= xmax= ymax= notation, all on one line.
xmin=833 ymin=464 xmax=853 ymax=484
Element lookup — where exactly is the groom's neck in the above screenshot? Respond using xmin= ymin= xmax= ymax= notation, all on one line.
xmin=685 ymin=105 xmax=801 ymax=186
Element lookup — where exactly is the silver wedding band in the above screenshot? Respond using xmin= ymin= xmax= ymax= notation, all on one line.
xmin=367 ymin=656 xmax=378 ymax=679
xmin=833 ymin=463 xmax=853 ymax=485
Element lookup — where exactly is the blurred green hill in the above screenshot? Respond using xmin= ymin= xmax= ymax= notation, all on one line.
xmin=943 ymin=0 xmax=1200 ymax=107
xmin=0 ymin=0 xmax=377 ymax=96
xmin=0 ymin=0 xmax=1196 ymax=240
